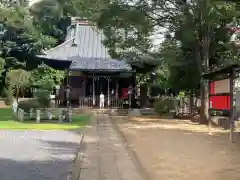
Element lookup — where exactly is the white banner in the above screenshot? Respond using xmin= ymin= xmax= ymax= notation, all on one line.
xmin=214 ymin=79 xmax=230 ymax=94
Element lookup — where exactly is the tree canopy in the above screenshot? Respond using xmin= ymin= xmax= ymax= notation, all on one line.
xmin=0 ymin=0 xmax=239 ymax=123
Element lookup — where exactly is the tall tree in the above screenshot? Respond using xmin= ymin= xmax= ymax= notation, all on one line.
xmin=80 ymin=0 xmax=240 ymax=123
xmin=0 ymin=2 xmax=56 ymax=92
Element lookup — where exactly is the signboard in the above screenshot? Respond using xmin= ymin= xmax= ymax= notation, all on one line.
xmin=209 ymin=96 xmax=230 ymax=110
xmin=210 ymin=79 xmax=230 ymax=94
xmin=210 ymin=78 xmax=230 ymax=110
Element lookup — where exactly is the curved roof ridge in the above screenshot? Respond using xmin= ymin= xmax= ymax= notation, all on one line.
xmin=42 ymin=38 xmax=74 ymax=55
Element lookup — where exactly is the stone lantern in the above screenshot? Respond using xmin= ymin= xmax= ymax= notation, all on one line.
xmin=55 ymin=85 xmax=60 ymax=96
xmin=55 ymin=85 xmax=60 ymax=107
xmin=65 ymin=85 xmax=71 ymax=106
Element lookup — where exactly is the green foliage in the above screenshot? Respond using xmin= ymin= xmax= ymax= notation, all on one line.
xmin=74 ymin=0 xmax=161 ymax=73
xmin=6 ymin=69 xmax=30 ymax=100
xmin=35 ymin=90 xmax=51 ymax=108
xmin=18 ymin=99 xmax=40 ymax=112
xmin=0 ymin=3 xmax=58 ymax=92
xmin=18 ymin=90 xmax=51 ymax=112
xmin=30 ymin=64 xmax=64 ymax=90
xmin=6 ymin=69 xmax=30 ymax=87
xmin=0 ymin=0 xmax=238 ymax=114
xmin=0 ymin=5 xmax=55 ymax=63
xmin=154 ymin=97 xmax=174 ymax=115
xmin=3 ymin=86 xmax=13 ymax=105
xmin=30 ymin=0 xmax=71 ymax=43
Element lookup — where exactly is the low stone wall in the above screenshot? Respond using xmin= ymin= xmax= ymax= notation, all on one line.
xmin=14 ymin=108 xmax=72 ymax=123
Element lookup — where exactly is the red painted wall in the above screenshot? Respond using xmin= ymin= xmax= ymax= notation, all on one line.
xmin=210 ymin=95 xmax=230 ymax=110
xmin=122 ymin=88 xmax=128 ymax=99
xmin=210 ymin=82 xmax=215 ymax=94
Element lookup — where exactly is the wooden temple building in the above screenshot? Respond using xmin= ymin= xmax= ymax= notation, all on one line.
xmin=38 ymin=17 xmax=135 ymax=108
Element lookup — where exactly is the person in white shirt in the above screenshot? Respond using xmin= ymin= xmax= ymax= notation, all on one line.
xmin=100 ymin=92 xmax=105 ymax=109
xmin=12 ymin=98 xmax=18 ymax=114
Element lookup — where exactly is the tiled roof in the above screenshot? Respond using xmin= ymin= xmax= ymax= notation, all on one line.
xmin=38 ymin=18 xmax=131 ymax=71
xmin=38 ymin=39 xmax=75 ymax=61
xmin=70 ymin=57 xmax=131 ymax=71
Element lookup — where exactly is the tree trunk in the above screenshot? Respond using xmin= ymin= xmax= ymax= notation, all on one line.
xmin=189 ymin=89 xmax=193 ymax=116
xmin=200 ymin=78 xmax=209 ymax=124
xmin=200 ymin=26 xmax=210 ymax=124
xmin=16 ymin=87 xmax=19 ymax=102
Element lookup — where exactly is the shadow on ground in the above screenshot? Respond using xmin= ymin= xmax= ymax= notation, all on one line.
xmin=0 ymin=133 xmax=83 ymax=180
xmin=0 ymin=158 xmax=73 ymax=180
xmin=115 ymin=117 xmax=240 ymax=180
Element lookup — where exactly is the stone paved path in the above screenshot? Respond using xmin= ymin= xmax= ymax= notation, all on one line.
xmin=78 ymin=113 xmax=142 ymax=180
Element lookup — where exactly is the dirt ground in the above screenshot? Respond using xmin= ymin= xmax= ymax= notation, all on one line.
xmin=0 ymin=101 xmax=8 ymax=108
xmin=115 ymin=117 xmax=240 ymax=180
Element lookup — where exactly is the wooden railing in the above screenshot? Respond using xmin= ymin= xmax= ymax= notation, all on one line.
xmin=78 ymin=96 xmax=124 ymax=109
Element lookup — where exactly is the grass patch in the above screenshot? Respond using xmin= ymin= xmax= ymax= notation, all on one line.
xmin=0 ymin=108 xmax=90 ymax=130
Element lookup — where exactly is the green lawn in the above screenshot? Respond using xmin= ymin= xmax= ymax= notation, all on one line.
xmin=0 ymin=108 xmax=90 ymax=130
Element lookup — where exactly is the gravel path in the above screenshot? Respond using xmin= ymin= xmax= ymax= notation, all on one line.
xmin=116 ymin=117 xmax=240 ymax=180
xmin=0 ymin=130 xmax=82 ymax=180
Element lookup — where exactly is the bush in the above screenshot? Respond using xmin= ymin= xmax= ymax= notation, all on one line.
xmin=18 ymin=90 xmax=51 ymax=112
xmin=154 ymin=97 xmax=175 ymax=115
xmin=35 ymin=90 xmax=51 ymax=108
xmin=3 ymin=87 xmax=13 ymax=105
xmin=18 ymin=99 xmax=40 ymax=112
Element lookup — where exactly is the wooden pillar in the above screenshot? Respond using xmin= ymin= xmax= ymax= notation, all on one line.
xmin=128 ymin=85 xmax=132 ymax=109
xmin=93 ymin=76 xmax=96 ymax=106
xmin=116 ymin=79 xmax=119 ymax=98
xmin=208 ymin=80 xmax=212 ymax=135
xmin=230 ymin=68 xmax=236 ymax=142
xmin=107 ymin=77 xmax=110 ymax=106
xmin=66 ymin=70 xmax=71 ymax=108
xmin=132 ymin=72 xmax=136 ymax=98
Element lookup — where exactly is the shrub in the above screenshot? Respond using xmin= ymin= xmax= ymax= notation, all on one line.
xmin=35 ymin=90 xmax=51 ymax=108
xmin=154 ymin=97 xmax=175 ymax=115
xmin=18 ymin=99 xmax=40 ymax=112
xmin=3 ymin=86 xmax=13 ymax=105
xmin=18 ymin=90 xmax=51 ymax=112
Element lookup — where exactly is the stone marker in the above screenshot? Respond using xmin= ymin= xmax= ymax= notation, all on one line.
xmin=45 ymin=109 xmax=52 ymax=120
xmin=36 ymin=109 xmax=41 ymax=123
xmin=67 ymin=109 xmax=72 ymax=122
xmin=29 ymin=108 xmax=33 ymax=119
xmin=58 ymin=109 xmax=63 ymax=122
xmin=19 ymin=108 xmax=24 ymax=121
xmin=47 ymin=110 xmax=53 ymax=120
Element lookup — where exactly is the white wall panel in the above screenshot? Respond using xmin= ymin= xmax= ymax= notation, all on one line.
xmin=214 ymin=79 xmax=230 ymax=94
